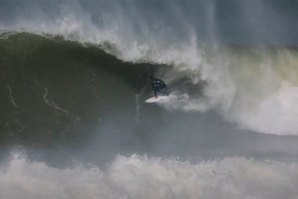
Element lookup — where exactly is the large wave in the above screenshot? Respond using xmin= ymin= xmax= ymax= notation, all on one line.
xmin=1 ymin=2 xmax=298 ymax=197
xmin=1 ymin=0 xmax=298 ymax=136
xmin=0 ymin=152 xmax=297 ymax=199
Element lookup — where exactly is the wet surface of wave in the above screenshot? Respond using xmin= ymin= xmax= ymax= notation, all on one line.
xmin=0 ymin=33 xmax=298 ymax=165
xmin=1 ymin=0 xmax=298 ymax=196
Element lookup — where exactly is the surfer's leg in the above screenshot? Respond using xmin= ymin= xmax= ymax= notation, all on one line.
xmin=154 ymin=90 xmax=157 ymax=97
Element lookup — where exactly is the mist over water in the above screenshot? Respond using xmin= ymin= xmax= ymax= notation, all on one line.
xmin=1 ymin=0 xmax=298 ymax=198
xmin=1 ymin=153 xmax=298 ymax=199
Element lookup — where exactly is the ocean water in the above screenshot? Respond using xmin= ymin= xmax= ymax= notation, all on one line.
xmin=1 ymin=1 xmax=298 ymax=198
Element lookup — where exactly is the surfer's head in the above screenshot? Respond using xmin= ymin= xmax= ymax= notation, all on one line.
xmin=150 ymin=76 xmax=154 ymax=79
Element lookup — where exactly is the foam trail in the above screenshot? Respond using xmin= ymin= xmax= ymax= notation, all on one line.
xmin=0 ymin=153 xmax=297 ymax=199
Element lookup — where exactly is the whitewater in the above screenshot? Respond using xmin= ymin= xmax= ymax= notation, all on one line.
xmin=0 ymin=153 xmax=297 ymax=199
xmin=1 ymin=0 xmax=298 ymax=198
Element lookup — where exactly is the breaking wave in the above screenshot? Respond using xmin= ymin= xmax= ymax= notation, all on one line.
xmin=1 ymin=2 xmax=298 ymax=197
xmin=0 ymin=153 xmax=297 ymax=199
xmin=1 ymin=1 xmax=298 ymax=136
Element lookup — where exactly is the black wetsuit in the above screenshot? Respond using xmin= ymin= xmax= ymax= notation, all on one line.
xmin=151 ymin=77 xmax=167 ymax=97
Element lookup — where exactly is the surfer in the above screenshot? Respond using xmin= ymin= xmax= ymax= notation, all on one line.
xmin=150 ymin=76 xmax=167 ymax=97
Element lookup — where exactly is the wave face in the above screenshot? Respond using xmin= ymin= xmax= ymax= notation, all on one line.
xmin=1 ymin=1 xmax=298 ymax=135
xmin=0 ymin=32 xmax=297 ymax=161
xmin=1 ymin=0 xmax=298 ymax=135
xmin=0 ymin=33 xmax=157 ymax=150
xmin=0 ymin=153 xmax=297 ymax=199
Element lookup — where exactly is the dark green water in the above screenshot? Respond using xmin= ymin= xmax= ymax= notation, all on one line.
xmin=0 ymin=33 xmax=162 ymax=151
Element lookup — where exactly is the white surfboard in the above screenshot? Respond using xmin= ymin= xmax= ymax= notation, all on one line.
xmin=145 ymin=96 xmax=168 ymax=103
